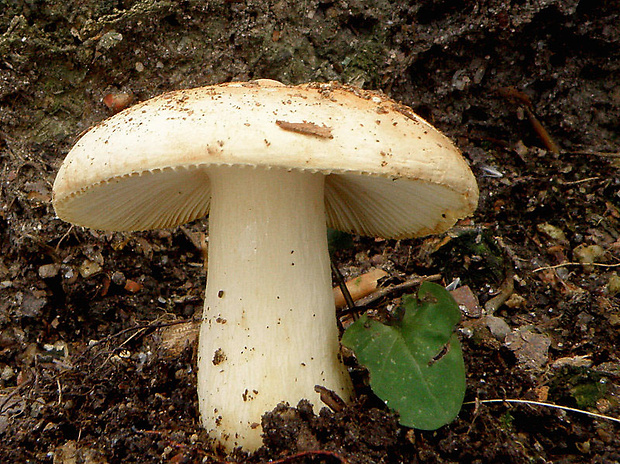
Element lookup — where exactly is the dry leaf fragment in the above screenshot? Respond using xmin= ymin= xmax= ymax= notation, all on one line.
xmin=275 ymin=120 xmax=333 ymax=139
xmin=159 ymin=320 xmax=200 ymax=357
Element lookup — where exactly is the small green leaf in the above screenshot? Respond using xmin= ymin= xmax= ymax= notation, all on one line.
xmin=342 ymin=281 xmax=465 ymax=430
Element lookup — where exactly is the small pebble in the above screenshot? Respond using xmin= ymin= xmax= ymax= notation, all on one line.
xmin=484 ymin=315 xmax=511 ymax=341
xmin=79 ymin=259 xmax=102 ymax=278
xmin=38 ymin=263 xmax=60 ymax=279
xmin=103 ymin=92 xmax=134 ymax=113
xmin=124 ymin=279 xmax=142 ymax=293
xmin=606 ymin=273 xmax=620 ymax=296
xmin=111 ymin=271 xmax=126 ymax=286
xmin=573 ymin=244 xmax=605 ymax=271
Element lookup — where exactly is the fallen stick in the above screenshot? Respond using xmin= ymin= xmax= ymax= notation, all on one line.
xmin=339 ymin=273 xmax=443 ymax=315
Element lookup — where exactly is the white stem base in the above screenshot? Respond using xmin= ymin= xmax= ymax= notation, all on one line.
xmin=197 ymin=167 xmax=352 ymax=451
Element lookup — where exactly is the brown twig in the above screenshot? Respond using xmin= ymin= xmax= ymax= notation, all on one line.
xmin=523 ymin=106 xmax=561 ymax=154
xmin=204 ymin=449 xmax=350 ymax=464
xmin=498 ymin=86 xmax=561 ymax=154
xmin=483 ymin=268 xmax=514 ymax=314
xmin=264 ymin=450 xmax=350 ymax=464
xmin=331 ymin=260 xmax=357 ymax=319
xmin=558 ymin=176 xmax=601 ymax=185
xmin=314 ymin=385 xmax=347 ymax=412
xmin=561 ymin=150 xmax=620 ymax=158
xmin=337 ymin=274 xmax=442 ymax=316
xmin=275 ymin=120 xmax=333 ymax=139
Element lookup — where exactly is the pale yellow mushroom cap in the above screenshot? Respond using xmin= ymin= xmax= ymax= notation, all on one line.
xmin=52 ymin=80 xmax=478 ymax=239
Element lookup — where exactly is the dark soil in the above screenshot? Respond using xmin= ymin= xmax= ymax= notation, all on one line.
xmin=1 ymin=1 xmax=619 ymax=463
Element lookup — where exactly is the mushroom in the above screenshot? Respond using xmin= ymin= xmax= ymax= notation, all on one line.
xmin=52 ymin=80 xmax=479 ymax=451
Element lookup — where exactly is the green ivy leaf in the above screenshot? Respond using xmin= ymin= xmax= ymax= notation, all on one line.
xmin=342 ymin=281 xmax=465 ymax=430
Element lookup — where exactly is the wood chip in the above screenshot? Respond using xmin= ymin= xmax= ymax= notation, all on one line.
xmin=275 ymin=120 xmax=333 ymax=139
xmin=333 ymin=268 xmax=387 ymax=308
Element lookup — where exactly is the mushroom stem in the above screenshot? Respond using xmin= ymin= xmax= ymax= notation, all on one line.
xmin=198 ymin=166 xmax=353 ymax=451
